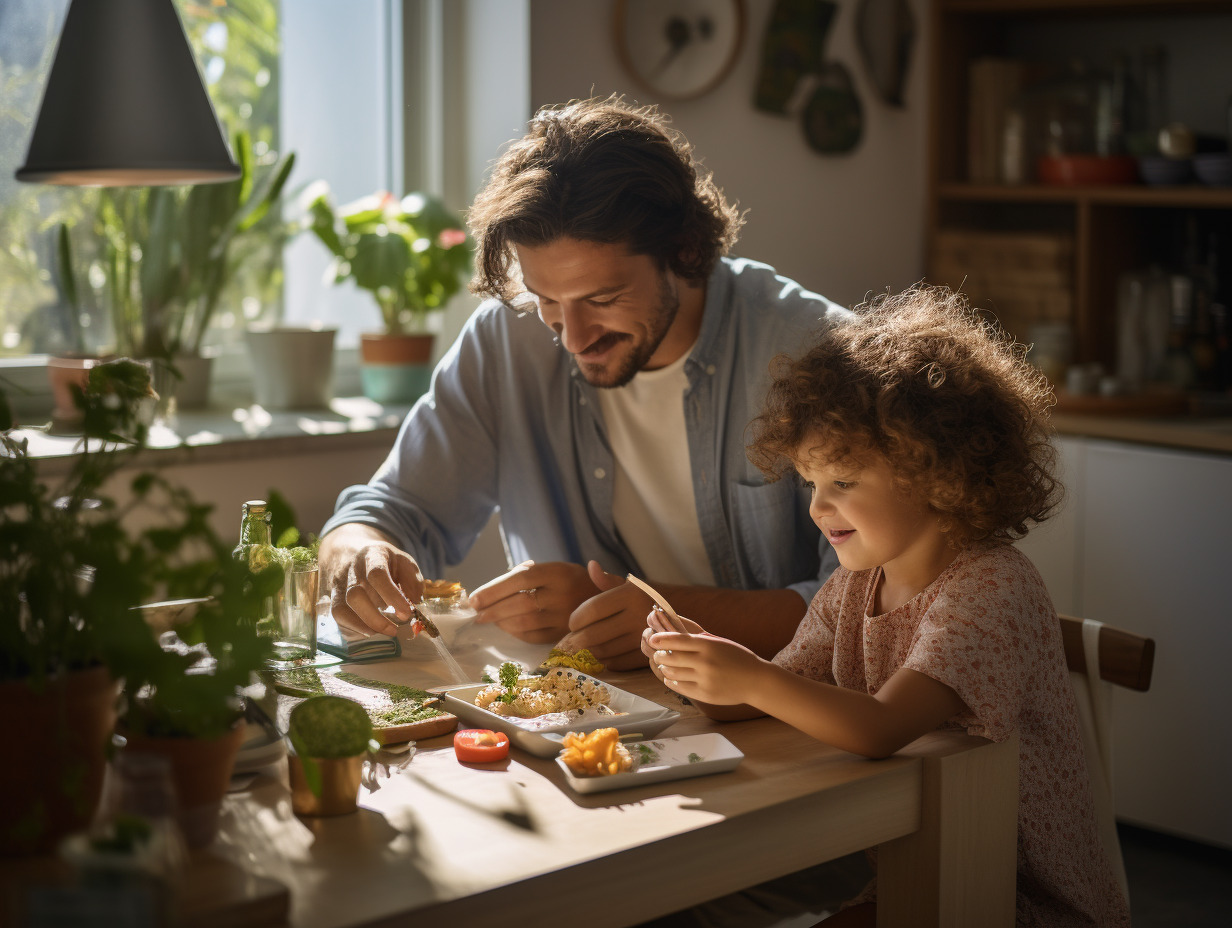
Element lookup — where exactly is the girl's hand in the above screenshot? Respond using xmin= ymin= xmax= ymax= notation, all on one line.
xmin=646 ymin=631 xmax=766 ymax=706
xmin=641 ymin=608 xmax=703 ymax=681
xmin=646 ymin=607 xmax=703 ymax=636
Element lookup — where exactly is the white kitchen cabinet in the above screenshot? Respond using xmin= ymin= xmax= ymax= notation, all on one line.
xmin=1020 ymin=437 xmax=1232 ymax=849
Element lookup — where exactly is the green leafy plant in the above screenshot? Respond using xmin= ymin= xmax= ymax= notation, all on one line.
xmin=305 ymin=187 xmax=472 ymax=335
xmin=0 ymin=359 xmax=281 ymax=738
xmin=495 ymin=660 xmax=525 ymax=705
xmin=57 ymin=130 xmax=295 ymax=361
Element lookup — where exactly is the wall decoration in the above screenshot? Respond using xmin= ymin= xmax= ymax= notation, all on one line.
xmin=856 ymin=0 xmax=915 ymax=107
xmin=802 ymin=62 xmax=863 ymax=154
xmin=753 ymin=0 xmax=863 ymax=155
xmin=614 ymin=0 xmax=747 ymax=101
xmin=753 ymin=0 xmax=837 ymax=113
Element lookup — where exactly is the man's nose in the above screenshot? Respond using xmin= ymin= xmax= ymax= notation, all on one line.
xmin=548 ymin=302 xmax=600 ymax=354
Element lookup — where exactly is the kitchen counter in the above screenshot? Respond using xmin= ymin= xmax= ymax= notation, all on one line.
xmin=1050 ymin=413 xmax=1232 ymax=456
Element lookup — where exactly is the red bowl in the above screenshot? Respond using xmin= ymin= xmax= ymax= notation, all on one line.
xmin=1037 ymin=155 xmax=1139 ymax=186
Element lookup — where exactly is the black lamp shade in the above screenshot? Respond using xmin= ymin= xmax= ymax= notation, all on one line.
xmin=16 ymin=0 xmax=241 ymax=186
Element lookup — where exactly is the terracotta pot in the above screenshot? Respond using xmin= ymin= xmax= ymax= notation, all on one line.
xmin=1 ymin=666 xmax=119 ymax=856
xmin=119 ymin=721 xmax=245 ymax=849
xmin=359 ymin=332 xmax=435 ymax=404
xmin=46 ymin=354 xmax=108 ymax=433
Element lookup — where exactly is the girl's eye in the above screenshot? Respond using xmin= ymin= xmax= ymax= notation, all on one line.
xmin=833 ymin=480 xmax=855 ymax=490
xmin=801 ymin=480 xmax=815 ymax=491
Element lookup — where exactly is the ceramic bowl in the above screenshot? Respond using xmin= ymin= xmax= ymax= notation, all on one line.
xmin=1137 ymin=155 xmax=1193 ymax=186
xmin=1193 ymin=153 xmax=1232 ymax=187
xmin=1037 ymin=155 xmax=1138 ymax=186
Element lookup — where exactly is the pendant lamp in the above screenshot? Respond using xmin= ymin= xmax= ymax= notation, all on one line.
xmin=15 ymin=0 xmax=240 ymax=187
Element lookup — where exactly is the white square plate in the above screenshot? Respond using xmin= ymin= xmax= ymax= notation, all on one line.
xmin=440 ymin=676 xmax=680 ymax=758
xmin=555 ymin=733 xmax=743 ymax=794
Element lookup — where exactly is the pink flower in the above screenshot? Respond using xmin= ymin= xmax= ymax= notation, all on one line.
xmin=437 ymin=228 xmax=467 ymax=249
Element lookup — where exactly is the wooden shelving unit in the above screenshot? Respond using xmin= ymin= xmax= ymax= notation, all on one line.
xmin=925 ymin=0 xmax=1232 ymax=369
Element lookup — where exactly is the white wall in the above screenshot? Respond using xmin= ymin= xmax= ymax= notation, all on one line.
xmin=527 ymin=0 xmax=931 ymax=307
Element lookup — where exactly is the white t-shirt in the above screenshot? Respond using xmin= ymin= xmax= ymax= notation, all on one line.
xmin=597 ymin=351 xmax=715 ymax=586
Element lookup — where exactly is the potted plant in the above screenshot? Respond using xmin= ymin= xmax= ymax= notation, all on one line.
xmin=0 ymin=359 xmax=280 ymax=854
xmin=57 ymin=130 xmax=295 ymax=412
xmin=285 ymin=695 xmax=379 ymax=817
xmin=305 ymin=186 xmax=472 ymax=404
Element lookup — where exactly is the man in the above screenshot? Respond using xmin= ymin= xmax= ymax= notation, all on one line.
xmin=319 ymin=96 xmax=850 ymax=670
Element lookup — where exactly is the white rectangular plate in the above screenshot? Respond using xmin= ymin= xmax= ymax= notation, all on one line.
xmin=555 ymin=733 xmax=743 ymax=794
xmin=440 ymin=677 xmax=680 ymax=758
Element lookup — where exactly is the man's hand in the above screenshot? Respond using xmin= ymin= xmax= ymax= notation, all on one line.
xmin=553 ymin=562 xmax=660 ymax=671
xmin=468 ymin=560 xmax=599 ymax=643
xmin=319 ymin=524 xmax=424 ymax=636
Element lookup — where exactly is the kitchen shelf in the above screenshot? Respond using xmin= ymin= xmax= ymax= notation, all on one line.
xmin=925 ymin=0 xmax=1232 ymax=371
xmin=940 ymin=0 xmax=1230 ymax=13
xmin=939 ymin=183 xmax=1232 ymax=209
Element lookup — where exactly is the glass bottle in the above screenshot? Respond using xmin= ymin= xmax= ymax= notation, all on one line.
xmin=233 ymin=500 xmax=279 ymax=633
xmin=1210 ymin=303 xmax=1230 ymax=392
xmin=1140 ymin=46 xmax=1168 ymax=149
xmin=1162 ymin=275 xmax=1197 ymax=390
xmin=59 ymin=752 xmax=188 ymax=927
xmin=1116 ymin=271 xmax=1148 ymax=391
xmin=1142 ymin=266 xmax=1172 ymax=383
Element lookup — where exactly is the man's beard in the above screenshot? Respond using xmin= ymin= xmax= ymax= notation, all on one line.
xmin=578 ymin=272 xmax=681 ymax=389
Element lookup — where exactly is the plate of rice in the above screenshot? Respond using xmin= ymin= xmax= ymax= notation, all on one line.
xmin=440 ymin=665 xmax=680 ymax=757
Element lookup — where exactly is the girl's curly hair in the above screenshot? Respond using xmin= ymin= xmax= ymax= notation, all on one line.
xmin=748 ymin=286 xmax=1062 ymax=548
xmin=467 ymin=95 xmax=744 ymax=304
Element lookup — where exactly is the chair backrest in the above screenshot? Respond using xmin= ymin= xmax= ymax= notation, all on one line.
xmin=1057 ymin=613 xmax=1156 ymax=908
xmin=1059 ymin=614 xmax=1155 ymax=692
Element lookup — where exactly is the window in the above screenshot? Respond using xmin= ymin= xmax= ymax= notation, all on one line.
xmin=0 ymin=0 xmax=284 ymax=359
xmin=0 ymin=0 xmax=531 ymax=411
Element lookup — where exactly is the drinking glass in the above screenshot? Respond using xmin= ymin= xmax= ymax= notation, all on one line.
xmin=268 ymin=561 xmax=319 ymax=665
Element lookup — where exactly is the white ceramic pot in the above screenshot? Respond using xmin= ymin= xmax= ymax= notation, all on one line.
xmin=245 ymin=326 xmax=337 ymax=410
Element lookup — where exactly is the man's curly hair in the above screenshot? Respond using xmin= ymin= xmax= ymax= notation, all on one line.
xmin=748 ymin=286 xmax=1062 ymax=548
xmin=467 ymin=95 xmax=744 ymax=304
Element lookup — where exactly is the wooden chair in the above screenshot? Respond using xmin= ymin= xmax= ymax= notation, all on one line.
xmin=1059 ymin=614 xmax=1155 ymax=693
xmin=1057 ymin=613 xmax=1156 ymax=907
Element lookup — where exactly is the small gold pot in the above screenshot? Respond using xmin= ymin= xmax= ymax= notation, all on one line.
xmin=288 ymin=754 xmax=364 ymax=817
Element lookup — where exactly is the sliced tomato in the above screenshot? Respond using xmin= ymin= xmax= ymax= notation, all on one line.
xmin=453 ymin=728 xmax=510 ymax=763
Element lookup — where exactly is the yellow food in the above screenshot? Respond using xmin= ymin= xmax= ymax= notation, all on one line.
xmin=542 ymin=647 xmax=605 ymax=674
xmin=558 ymin=727 xmax=633 ymax=777
xmin=424 ymin=579 xmax=464 ymax=600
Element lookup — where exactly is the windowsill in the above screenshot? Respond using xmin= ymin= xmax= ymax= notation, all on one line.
xmin=16 ymin=392 xmax=413 ymax=475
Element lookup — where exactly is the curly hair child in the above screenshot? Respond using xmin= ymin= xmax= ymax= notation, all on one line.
xmin=642 ymin=286 xmax=1129 ymax=927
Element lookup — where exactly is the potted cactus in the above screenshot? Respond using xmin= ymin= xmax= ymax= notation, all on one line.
xmin=286 ymin=695 xmax=379 ymax=817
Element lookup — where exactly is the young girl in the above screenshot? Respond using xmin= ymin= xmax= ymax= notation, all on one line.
xmin=642 ymin=286 xmax=1130 ymax=927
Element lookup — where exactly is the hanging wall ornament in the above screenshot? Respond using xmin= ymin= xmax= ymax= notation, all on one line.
xmin=753 ymin=0 xmax=837 ymax=114
xmin=801 ymin=62 xmax=864 ymax=154
xmin=856 ymin=0 xmax=916 ymax=108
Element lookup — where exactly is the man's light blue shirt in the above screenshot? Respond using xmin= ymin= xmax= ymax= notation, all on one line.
xmin=323 ymin=257 xmax=850 ymax=603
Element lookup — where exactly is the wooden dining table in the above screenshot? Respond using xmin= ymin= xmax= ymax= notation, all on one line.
xmin=194 ymin=618 xmax=1020 ymax=928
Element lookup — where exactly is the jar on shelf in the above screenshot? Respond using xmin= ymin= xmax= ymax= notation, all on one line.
xmin=1027 ymin=321 xmax=1074 ymax=385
